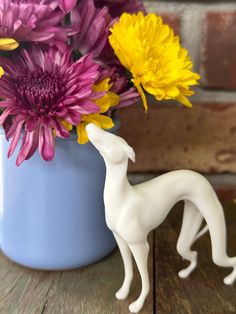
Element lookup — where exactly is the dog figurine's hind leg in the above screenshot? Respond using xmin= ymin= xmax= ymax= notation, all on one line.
xmin=86 ymin=123 xmax=236 ymax=313
xmin=177 ymin=200 xmax=205 ymax=278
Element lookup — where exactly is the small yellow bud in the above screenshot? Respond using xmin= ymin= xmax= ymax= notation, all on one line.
xmin=0 ymin=38 xmax=19 ymax=51
xmin=0 ymin=67 xmax=4 ymax=77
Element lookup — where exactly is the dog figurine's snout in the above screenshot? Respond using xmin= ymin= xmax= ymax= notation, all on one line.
xmin=85 ymin=123 xmax=100 ymax=142
xmin=85 ymin=123 xmax=107 ymax=149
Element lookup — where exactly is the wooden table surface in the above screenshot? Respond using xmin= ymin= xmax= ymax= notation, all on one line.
xmin=0 ymin=201 xmax=236 ymax=314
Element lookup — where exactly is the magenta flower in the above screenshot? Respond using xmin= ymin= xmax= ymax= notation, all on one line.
xmin=94 ymin=0 xmax=146 ymax=18
xmin=71 ymin=0 xmax=146 ymax=63
xmin=0 ymin=0 xmax=66 ymax=48
xmin=57 ymin=0 xmax=77 ymax=13
xmin=100 ymin=66 xmax=140 ymax=109
xmin=71 ymin=0 xmax=140 ymax=109
xmin=0 ymin=47 xmax=103 ymax=166
xmin=71 ymin=0 xmax=112 ymax=60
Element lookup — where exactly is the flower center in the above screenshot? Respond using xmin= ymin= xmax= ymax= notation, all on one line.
xmin=15 ymin=70 xmax=64 ymax=115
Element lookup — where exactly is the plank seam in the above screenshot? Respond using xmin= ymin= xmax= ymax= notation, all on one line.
xmin=40 ymin=272 xmax=61 ymax=314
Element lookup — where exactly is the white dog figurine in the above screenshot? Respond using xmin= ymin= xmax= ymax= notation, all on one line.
xmin=86 ymin=123 xmax=236 ymax=314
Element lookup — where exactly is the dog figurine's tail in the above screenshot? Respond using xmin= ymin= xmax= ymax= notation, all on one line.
xmin=195 ymin=224 xmax=209 ymax=241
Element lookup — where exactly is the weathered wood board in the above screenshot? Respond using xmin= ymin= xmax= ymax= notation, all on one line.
xmin=155 ymin=202 xmax=236 ymax=313
xmin=0 ymin=236 xmax=154 ymax=314
xmin=0 ymin=201 xmax=235 ymax=313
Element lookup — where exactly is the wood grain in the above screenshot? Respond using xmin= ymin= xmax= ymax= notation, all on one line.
xmin=41 ymin=234 xmax=153 ymax=314
xmin=0 ymin=255 xmax=56 ymax=314
xmin=0 ymin=235 xmax=153 ymax=314
xmin=0 ymin=202 xmax=235 ymax=313
xmin=155 ymin=202 xmax=236 ymax=314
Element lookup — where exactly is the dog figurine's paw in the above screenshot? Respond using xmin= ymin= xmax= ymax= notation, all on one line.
xmin=116 ymin=286 xmax=130 ymax=300
xmin=223 ymin=268 xmax=236 ymax=285
xmin=178 ymin=253 xmax=197 ymax=278
xmin=129 ymin=299 xmax=144 ymax=313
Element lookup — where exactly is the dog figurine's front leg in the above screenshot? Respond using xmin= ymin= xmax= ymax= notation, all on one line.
xmin=128 ymin=241 xmax=150 ymax=313
xmin=113 ymin=232 xmax=134 ymax=300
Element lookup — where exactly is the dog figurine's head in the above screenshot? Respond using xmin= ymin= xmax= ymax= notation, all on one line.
xmin=86 ymin=123 xmax=135 ymax=164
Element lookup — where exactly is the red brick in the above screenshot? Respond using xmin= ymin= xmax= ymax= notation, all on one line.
xmin=216 ymin=187 xmax=236 ymax=202
xmin=117 ymin=102 xmax=236 ymax=173
xmin=161 ymin=14 xmax=180 ymax=35
xmin=201 ymin=12 xmax=236 ymax=89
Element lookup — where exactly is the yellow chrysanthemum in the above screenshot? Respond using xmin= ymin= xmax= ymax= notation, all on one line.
xmin=109 ymin=12 xmax=200 ymax=111
xmin=93 ymin=78 xmax=120 ymax=113
xmin=0 ymin=67 xmax=4 ymax=77
xmin=76 ymin=78 xmax=120 ymax=144
xmin=0 ymin=38 xmax=19 ymax=51
xmin=76 ymin=114 xmax=115 ymax=144
xmin=0 ymin=38 xmax=19 ymax=78
xmin=62 ymin=78 xmax=120 ymax=144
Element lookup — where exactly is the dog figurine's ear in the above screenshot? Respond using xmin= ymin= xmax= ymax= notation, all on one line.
xmin=119 ymin=137 xmax=136 ymax=163
xmin=124 ymin=144 xmax=136 ymax=163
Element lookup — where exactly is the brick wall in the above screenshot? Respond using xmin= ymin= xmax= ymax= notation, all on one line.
xmin=118 ymin=0 xmax=236 ymax=173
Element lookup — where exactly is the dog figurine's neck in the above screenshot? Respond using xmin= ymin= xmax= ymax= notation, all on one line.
xmin=103 ymin=156 xmax=131 ymax=196
xmin=85 ymin=122 xmax=135 ymax=201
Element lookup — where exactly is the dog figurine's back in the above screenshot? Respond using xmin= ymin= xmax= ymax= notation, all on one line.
xmin=86 ymin=123 xmax=236 ymax=314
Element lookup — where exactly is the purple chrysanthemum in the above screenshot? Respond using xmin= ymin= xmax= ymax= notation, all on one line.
xmin=0 ymin=47 xmax=104 ymax=166
xmin=100 ymin=66 xmax=140 ymax=109
xmin=71 ymin=0 xmax=112 ymax=61
xmin=0 ymin=0 xmax=66 ymax=48
xmin=57 ymin=0 xmax=77 ymax=13
xmin=71 ymin=0 xmax=146 ymax=63
xmin=71 ymin=0 xmax=140 ymax=109
xmin=94 ymin=0 xmax=146 ymax=18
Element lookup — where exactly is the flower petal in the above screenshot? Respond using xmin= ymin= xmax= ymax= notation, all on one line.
xmin=25 ymin=129 xmax=39 ymax=161
xmin=16 ymin=131 xmax=34 ymax=166
xmin=58 ymin=0 xmax=77 ymax=13
xmin=0 ymin=66 xmax=4 ymax=77
xmin=7 ymin=121 xmax=24 ymax=158
xmin=0 ymin=38 xmax=19 ymax=51
xmin=76 ymin=123 xmax=88 ymax=144
xmin=38 ymin=126 xmax=55 ymax=161
xmin=0 ymin=108 xmax=12 ymax=125
xmin=76 ymin=113 xmax=114 ymax=144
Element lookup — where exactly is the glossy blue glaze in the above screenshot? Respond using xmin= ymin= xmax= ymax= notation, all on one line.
xmin=0 ymin=125 xmax=117 ymax=270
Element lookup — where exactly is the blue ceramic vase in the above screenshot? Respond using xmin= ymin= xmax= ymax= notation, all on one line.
xmin=0 ymin=124 xmax=117 ymax=270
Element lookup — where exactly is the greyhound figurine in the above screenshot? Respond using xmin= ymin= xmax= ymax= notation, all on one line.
xmin=86 ymin=123 xmax=236 ymax=314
